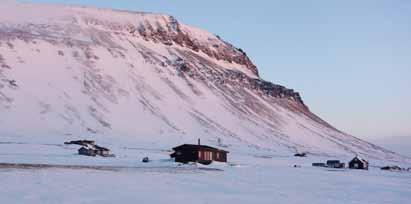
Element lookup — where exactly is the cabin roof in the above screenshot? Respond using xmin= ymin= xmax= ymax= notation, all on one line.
xmin=326 ymin=160 xmax=341 ymax=164
xmin=172 ymin=144 xmax=229 ymax=153
xmin=350 ymin=156 xmax=368 ymax=164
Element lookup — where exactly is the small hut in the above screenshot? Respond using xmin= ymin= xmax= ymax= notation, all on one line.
xmin=294 ymin=152 xmax=307 ymax=157
xmin=312 ymin=163 xmax=326 ymax=167
xmin=170 ymin=139 xmax=229 ymax=165
xmin=381 ymin=166 xmax=402 ymax=171
xmin=66 ymin=140 xmax=114 ymax=157
xmin=348 ymin=156 xmax=369 ymax=170
xmin=65 ymin=140 xmax=95 ymax=146
xmin=326 ymin=160 xmax=345 ymax=168
xmin=94 ymin=145 xmax=112 ymax=157
xmin=78 ymin=146 xmax=97 ymax=157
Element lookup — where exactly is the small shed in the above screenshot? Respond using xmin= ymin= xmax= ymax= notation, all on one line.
xmin=78 ymin=146 xmax=97 ymax=157
xmin=312 ymin=163 xmax=326 ymax=167
xmin=326 ymin=160 xmax=345 ymax=168
xmin=65 ymin=140 xmax=95 ymax=146
xmin=294 ymin=153 xmax=307 ymax=157
xmin=95 ymin=145 xmax=112 ymax=157
xmin=77 ymin=144 xmax=114 ymax=157
xmin=66 ymin=139 xmax=114 ymax=157
xmin=381 ymin=166 xmax=402 ymax=171
xmin=348 ymin=156 xmax=369 ymax=170
xmin=170 ymin=140 xmax=229 ymax=165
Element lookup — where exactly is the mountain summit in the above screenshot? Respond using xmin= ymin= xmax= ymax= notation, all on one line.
xmin=0 ymin=2 xmax=405 ymax=162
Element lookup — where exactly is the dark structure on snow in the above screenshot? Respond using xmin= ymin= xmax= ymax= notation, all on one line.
xmin=326 ymin=160 xmax=345 ymax=168
xmin=94 ymin=145 xmax=112 ymax=157
xmin=294 ymin=152 xmax=307 ymax=157
xmin=78 ymin=145 xmax=113 ymax=157
xmin=170 ymin=139 xmax=229 ymax=165
xmin=348 ymin=156 xmax=369 ymax=170
xmin=78 ymin=146 xmax=97 ymax=157
xmin=381 ymin=166 xmax=402 ymax=171
xmin=312 ymin=163 xmax=326 ymax=167
xmin=142 ymin=157 xmax=150 ymax=163
xmin=65 ymin=140 xmax=114 ymax=157
xmin=65 ymin=140 xmax=95 ymax=146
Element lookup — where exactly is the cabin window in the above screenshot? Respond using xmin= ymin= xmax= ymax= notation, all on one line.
xmin=198 ymin=151 xmax=201 ymax=159
xmin=216 ymin=152 xmax=220 ymax=159
xmin=202 ymin=151 xmax=212 ymax=160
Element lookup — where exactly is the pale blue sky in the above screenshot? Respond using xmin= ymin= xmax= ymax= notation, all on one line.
xmin=27 ymin=0 xmax=411 ymax=140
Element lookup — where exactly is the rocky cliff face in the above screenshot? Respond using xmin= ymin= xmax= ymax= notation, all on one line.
xmin=0 ymin=2 xmax=305 ymax=111
xmin=134 ymin=15 xmax=259 ymax=76
xmin=0 ymin=1 xmax=407 ymax=163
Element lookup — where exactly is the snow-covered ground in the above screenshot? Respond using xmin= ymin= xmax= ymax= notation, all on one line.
xmin=0 ymin=0 xmax=408 ymax=163
xmin=1 ymin=2 xmax=410 ymax=203
xmin=1 ymin=139 xmax=411 ymax=204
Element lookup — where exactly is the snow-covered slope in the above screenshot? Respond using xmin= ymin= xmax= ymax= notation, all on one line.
xmin=0 ymin=1 xmax=407 ymax=163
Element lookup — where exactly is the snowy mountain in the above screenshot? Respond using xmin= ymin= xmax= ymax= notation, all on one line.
xmin=0 ymin=1 xmax=406 ymax=163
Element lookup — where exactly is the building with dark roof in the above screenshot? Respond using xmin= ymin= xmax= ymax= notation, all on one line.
xmin=326 ymin=160 xmax=345 ymax=168
xmin=349 ymin=156 xmax=369 ymax=170
xmin=170 ymin=140 xmax=229 ymax=165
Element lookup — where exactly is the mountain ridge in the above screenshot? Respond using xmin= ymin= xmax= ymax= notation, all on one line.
xmin=0 ymin=1 xmax=408 ymax=163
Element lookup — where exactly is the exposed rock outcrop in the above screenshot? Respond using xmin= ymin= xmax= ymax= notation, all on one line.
xmin=0 ymin=1 xmax=407 ymax=163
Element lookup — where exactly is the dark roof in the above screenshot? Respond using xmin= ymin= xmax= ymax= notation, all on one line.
xmin=350 ymin=156 xmax=368 ymax=164
xmin=172 ymin=144 xmax=229 ymax=153
xmin=326 ymin=160 xmax=341 ymax=164
xmin=64 ymin=140 xmax=95 ymax=145
xmin=94 ymin=145 xmax=110 ymax=151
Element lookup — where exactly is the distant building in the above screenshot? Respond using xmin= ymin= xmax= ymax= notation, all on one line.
xmin=312 ymin=163 xmax=326 ymax=167
xmin=94 ymin=145 xmax=112 ymax=157
xmin=78 ymin=146 xmax=97 ymax=157
xmin=381 ymin=166 xmax=402 ymax=171
xmin=294 ymin=153 xmax=307 ymax=157
xmin=75 ymin=143 xmax=114 ymax=157
xmin=170 ymin=139 xmax=229 ymax=165
xmin=348 ymin=156 xmax=369 ymax=170
xmin=326 ymin=160 xmax=345 ymax=168
xmin=65 ymin=140 xmax=95 ymax=146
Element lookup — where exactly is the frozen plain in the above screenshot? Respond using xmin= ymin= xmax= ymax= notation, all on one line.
xmin=1 ymin=138 xmax=410 ymax=204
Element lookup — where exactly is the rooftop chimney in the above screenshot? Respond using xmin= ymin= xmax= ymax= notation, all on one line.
xmin=198 ymin=138 xmax=200 ymax=146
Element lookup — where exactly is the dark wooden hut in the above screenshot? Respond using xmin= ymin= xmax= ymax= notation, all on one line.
xmin=77 ymin=144 xmax=114 ymax=157
xmin=312 ymin=163 xmax=326 ymax=167
xmin=65 ymin=140 xmax=95 ymax=146
xmin=326 ymin=160 xmax=345 ymax=168
xmin=94 ymin=145 xmax=112 ymax=157
xmin=78 ymin=146 xmax=97 ymax=157
xmin=65 ymin=139 xmax=114 ymax=157
xmin=170 ymin=139 xmax=229 ymax=165
xmin=381 ymin=166 xmax=402 ymax=171
xmin=348 ymin=156 xmax=369 ymax=170
xmin=294 ymin=152 xmax=307 ymax=157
